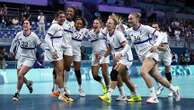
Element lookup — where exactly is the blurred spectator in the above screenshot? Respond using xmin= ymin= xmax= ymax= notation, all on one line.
xmin=0 ymin=16 xmax=6 ymax=29
xmin=11 ymin=17 xmax=21 ymax=28
xmin=184 ymin=49 xmax=191 ymax=65
xmin=0 ymin=4 xmax=7 ymax=18
xmin=174 ymin=28 xmax=181 ymax=41
xmin=190 ymin=50 xmax=194 ymax=64
xmin=179 ymin=54 xmax=185 ymax=65
xmin=37 ymin=12 xmax=46 ymax=35
xmin=172 ymin=52 xmax=178 ymax=65
xmin=2 ymin=4 xmax=7 ymax=17
xmin=22 ymin=5 xmax=31 ymax=20
xmin=0 ymin=48 xmax=8 ymax=69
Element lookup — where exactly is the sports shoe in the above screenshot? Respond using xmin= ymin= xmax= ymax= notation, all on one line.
xmin=116 ymin=95 xmax=128 ymax=101
xmin=98 ymin=93 xmax=111 ymax=103
xmin=26 ymin=80 xmax=33 ymax=94
xmin=12 ymin=93 xmax=20 ymax=101
xmin=168 ymin=92 xmax=173 ymax=97
xmin=146 ymin=97 xmax=159 ymax=104
xmin=64 ymin=87 xmax=71 ymax=95
xmin=58 ymin=93 xmax=74 ymax=103
xmin=128 ymin=95 xmax=142 ymax=102
xmin=51 ymin=91 xmax=60 ymax=97
xmin=173 ymin=86 xmax=180 ymax=101
xmin=79 ymin=88 xmax=86 ymax=97
xmin=102 ymin=83 xmax=107 ymax=94
xmin=156 ymin=86 xmax=164 ymax=96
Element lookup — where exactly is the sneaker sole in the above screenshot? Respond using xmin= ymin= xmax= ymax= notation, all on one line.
xmin=98 ymin=96 xmax=111 ymax=104
xmin=12 ymin=97 xmax=19 ymax=101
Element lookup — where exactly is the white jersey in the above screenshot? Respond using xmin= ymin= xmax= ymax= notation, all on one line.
xmin=107 ymin=30 xmax=133 ymax=61
xmin=126 ymin=24 xmax=165 ymax=62
xmin=158 ymin=32 xmax=171 ymax=55
xmin=10 ymin=31 xmax=41 ymax=60
xmin=45 ymin=23 xmax=64 ymax=52
xmin=71 ymin=28 xmax=89 ymax=55
xmin=88 ymin=29 xmax=108 ymax=53
xmin=88 ymin=29 xmax=110 ymax=66
xmin=157 ymin=32 xmax=172 ymax=65
xmin=127 ymin=24 xmax=158 ymax=56
xmin=63 ymin=20 xmax=75 ymax=45
xmin=116 ymin=23 xmax=129 ymax=35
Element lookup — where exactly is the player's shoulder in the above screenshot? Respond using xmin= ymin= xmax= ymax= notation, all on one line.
xmin=115 ymin=30 xmax=123 ymax=35
xmin=31 ymin=32 xmax=38 ymax=37
xmin=141 ymin=24 xmax=154 ymax=31
xmin=80 ymin=28 xmax=88 ymax=32
xmin=16 ymin=31 xmax=23 ymax=36
xmin=125 ymin=27 xmax=133 ymax=33
xmin=50 ymin=23 xmax=61 ymax=28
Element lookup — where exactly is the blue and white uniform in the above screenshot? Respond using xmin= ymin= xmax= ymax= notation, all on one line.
xmin=62 ymin=20 xmax=74 ymax=56
xmin=71 ymin=28 xmax=89 ymax=62
xmin=10 ymin=31 xmax=42 ymax=69
xmin=106 ymin=30 xmax=133 ymax=69
xmin=158 ymin=32 xmax=172 ymax=65
xmin=126 ymin=24 xmax=163 ymax=62
xmin=44 ymin=23 xmax=64 ymax=62
xmin=88 ymin=29 xmax=110 ymax=66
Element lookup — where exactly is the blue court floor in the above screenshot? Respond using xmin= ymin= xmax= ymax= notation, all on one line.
xmin=0 ymin=68 xmax=194 ymax=110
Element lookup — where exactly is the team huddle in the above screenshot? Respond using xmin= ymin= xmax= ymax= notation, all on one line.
xmin=9 ymin=7 xmax=180 ymax=104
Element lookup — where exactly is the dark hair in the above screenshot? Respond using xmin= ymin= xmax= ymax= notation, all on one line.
xmin=55 ymin=10 xmax=65 ymax=18
xmin=75 ymin=17 xmax=86 ymax=27
xmin=65 ymin=7 xmax=76 ymax=18
xmin=22 ymin=19 xmax=32 ymax=25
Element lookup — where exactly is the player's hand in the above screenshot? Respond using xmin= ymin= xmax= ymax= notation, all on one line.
xmin=114 ymin=52 xmax=122 ymax=61
xmin=149 ymin=46 xmax=158 ymax=52
xmin=51 ymin=51 xmax=58 ymax=59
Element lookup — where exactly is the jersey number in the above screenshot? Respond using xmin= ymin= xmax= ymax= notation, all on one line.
xmin=21 ymin=41 xmax=29 ymax=48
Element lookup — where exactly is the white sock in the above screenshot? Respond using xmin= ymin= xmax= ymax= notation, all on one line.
xmin=79 ymin=85 xmax=82 ymax=90
xmin=108 ymin=88 xmax=114 ymax=97
xmin=16 ymin=89 xmax=20 ymax=93
xmin=149 ymin=87 xmax=157 ymax=98
xmin=118 ymin=86 xmax=125 ymax=96
xmin=59 ymin=88 xmax=64 ymax=95
xmin=54 ymin=84 xmax=59 ymax=92
xmin=169 ymin=84 xmax=176 ymax=93
xmin=64 ymin=70 xmax=69 ymax=89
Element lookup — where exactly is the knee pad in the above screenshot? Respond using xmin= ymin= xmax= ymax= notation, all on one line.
xmin=110 ymin=70 xmax=118 ymax=81
xmin=165 ymin=72 xmax=172 ymax=82
xmin=93 ymin=75 xmax=101 ymax=82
